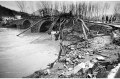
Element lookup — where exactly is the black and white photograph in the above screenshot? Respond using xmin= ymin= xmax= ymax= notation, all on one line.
xmin=0 ymin=0 xmax=120 ymax=78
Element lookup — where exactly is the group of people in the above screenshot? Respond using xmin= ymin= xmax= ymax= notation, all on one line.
xmin=102 ymin=15 xmax=116 ymax=23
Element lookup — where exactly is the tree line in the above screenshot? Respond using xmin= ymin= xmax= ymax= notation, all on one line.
xmin=16 ymin=1 xmax=120 ymax=21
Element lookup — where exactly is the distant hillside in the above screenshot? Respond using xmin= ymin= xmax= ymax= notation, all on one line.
xmin=0 ymin=5 xmax=18 ymax=17
xmin=0 ymin=5 xmax=29 ymax=17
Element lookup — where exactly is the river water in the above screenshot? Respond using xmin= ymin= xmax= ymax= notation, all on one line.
xmin=0 ymin=28 xmax=59 ymax=78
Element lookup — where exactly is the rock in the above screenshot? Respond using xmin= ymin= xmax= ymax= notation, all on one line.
xmin=63 ymin=61 xmax=94 ymax=77
xmin=87 ymin=73 xmax=93 ymax=78
xmin=66 ymin=58 xmax=71 ymax=62
xmin=64 ymin=62 xmax=86 ymax=76
xmin=70 ymin=45 xmax=75 ymax=50
xmin=68 ymin=68 xmax=73 ymax=71
xmin=86 ymin=52 xmax=89 ymax=55
xmin=91 ymin=58 xmax=98 ymax=63
xmin=46 ymin=69 xmax=51 ymax=75
xmin=52 ymin=62 xmax=65 ymax=70
xmin=96 ymin=56 xmax=105 ymax=60
xmin=82 ymin=61 xmax=95 ymax=74
xmin=78 ymin=55 xmax=82 ymax=59
xmin=66 ymin=62 xmax=69 ymax=65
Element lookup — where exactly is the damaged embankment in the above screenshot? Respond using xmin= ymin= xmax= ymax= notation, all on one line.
xmin=25 ymin=17 xmax=120 ymax=78
xmin=25 ymin=42 xmax=120 ymax=78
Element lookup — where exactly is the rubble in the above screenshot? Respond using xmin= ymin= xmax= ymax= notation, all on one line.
xmin=26 ymin=19 xmax=120 ymax=78
xmin=90 ymin=36 xmax=112 ymax=50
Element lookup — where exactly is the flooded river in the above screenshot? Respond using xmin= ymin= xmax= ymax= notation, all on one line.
xmin=0 ymin=28 xmax=59 ymax=78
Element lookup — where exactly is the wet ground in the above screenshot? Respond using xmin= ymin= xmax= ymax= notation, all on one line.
xmin=0 ymin=28 xmax=59 ymax=78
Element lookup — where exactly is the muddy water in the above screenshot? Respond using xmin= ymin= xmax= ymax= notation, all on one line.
xmin=0 ymin=28 xmax=59 ymax=78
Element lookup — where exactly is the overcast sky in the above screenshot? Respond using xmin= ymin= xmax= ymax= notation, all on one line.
xmin=0 ymin=1 xmax=119 ymax=15
xmin=0 ymin=1 xmax=35 ymax=13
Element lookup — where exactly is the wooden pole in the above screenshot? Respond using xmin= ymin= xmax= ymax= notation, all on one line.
xmin=77 ymin=18 xmax=89 ymax=40
xmin=79 ymin=19 xmax=89 ymax=31
xmin=82 ymin=23 xmax=88 ymax=40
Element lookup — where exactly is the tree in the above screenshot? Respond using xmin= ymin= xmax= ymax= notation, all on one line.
xmin=62 ymin=2 xmax=67 ymax=13
xmin=81 ymin=2 xmax=88 ymax=19
xmin=114 ymin=3 xmax=120 ymax=15
xmin=36 ymin=1 xmax=53 ymax=16
xmin=102 ymin=2 xmax=110 ymax=16
xmin=16 ymin=1 xmax=26 ymax=12
xmin=78 ymin=3 xmax=82 ymax=16
xmin=113 ymin=3 xmax=120 ymax=21
xmin=29 ymin=2 xmax=35 ymax=15
xmin=54 ymin=2 xmax=59 ymax=16
xmin=94 ymin=3 xmax=100 ymax=19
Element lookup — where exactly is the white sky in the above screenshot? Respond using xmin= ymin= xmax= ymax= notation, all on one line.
xmin=0 ymin=1 xmax=119 ymax=15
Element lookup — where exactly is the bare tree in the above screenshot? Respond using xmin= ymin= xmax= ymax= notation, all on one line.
xmin=62 ymin=3 xmax=67 ymax=13
xmin=16 ymin=1 xmax=26 ymax=12
xmin=29 ymin=2 xmax=35 ymax=15
xmin=36 ymin=1 xmax=53 ymax=16
xmin=94 ymin=3 xmax=100 ymax=19
xmin=102 ymin=2 xmax=110 ymax=16
xmin=81 ymin=2 xmax=88 ymax=19
xmin=77 ymin=2 xmax=85 ymax=18
xmin=75 ymin=3 xmax=78 ymax=16
xmin=114 ymin=3 xmax=120 ymax=15
xmin=36 ymin=2 xmax=43 ymax=16
xmin=87 ymin=2 xmax=94 ymax=20
xmin=54 ymin=2 xmax=59 ymax=16
xmin=69 ymin=3 xmax=75 ymax=15
xmin=113 ymin=3 xmax=120 ymax=21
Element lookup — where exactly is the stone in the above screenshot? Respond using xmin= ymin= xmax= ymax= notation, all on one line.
xmin=96 ymin=56 xmax=105 ymax=60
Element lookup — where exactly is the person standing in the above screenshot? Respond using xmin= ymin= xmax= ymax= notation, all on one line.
xmin=102 ymin=16 xmax=104 ymax=23
xmin=106 ymin=16 xmax=109 ymax=23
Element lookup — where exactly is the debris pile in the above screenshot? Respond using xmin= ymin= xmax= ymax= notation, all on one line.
xmin=26 ymin=40 xmax=120 ymax=78
xmin=90 ymin=36 xmax=112 ymax=49
xmin=25 ymin=19 xmax=120 ymax=78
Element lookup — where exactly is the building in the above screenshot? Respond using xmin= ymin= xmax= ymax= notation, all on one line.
xmin=15 ymin=15 xmax=22 ymax=20
xmin=2 ymin=16 xmax=15 ymax=24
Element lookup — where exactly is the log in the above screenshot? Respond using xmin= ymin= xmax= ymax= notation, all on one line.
xmin=81 ymin=19 xmax=89 ymax=31
xmin=76 ymin=18 xmax=89 ymax=40
xmin=77 ymin=18 xmax=89 ymax=31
